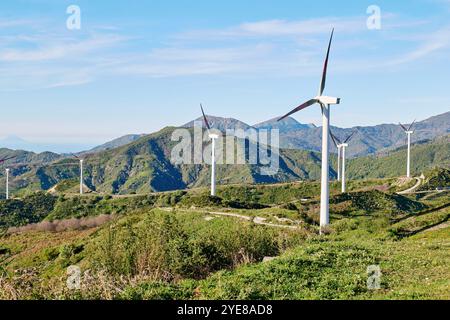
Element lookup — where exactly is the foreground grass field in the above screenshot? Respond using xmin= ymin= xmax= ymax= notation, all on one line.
xmin=0 ymin=175 xmax=448 ymax=300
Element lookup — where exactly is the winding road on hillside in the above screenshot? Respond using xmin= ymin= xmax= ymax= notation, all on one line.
xmin=397 ymin=177 xmax=422 ymax=195
xmin=160 ymin=207 xmax=301 ymax=230
xmin=209 ymin=211 xmax=300 ymax=230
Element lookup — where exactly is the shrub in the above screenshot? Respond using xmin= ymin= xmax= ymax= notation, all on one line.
xmin=91 ymin=210 xmax=292 ymax=282
xmin=0 ymin=192 xmax=57 ymax=227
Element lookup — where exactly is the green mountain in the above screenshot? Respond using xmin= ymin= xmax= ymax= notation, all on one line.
xmin=84 ymin=134 xmax=146 ymax=153
xmin=182 ymin=111 xmax=450 ymax=158
xmin=0 ymin=127 xmax=448 ymax=197
xmin=347 ymin=135 xmax=450 ymax=179
xmin=0 ymin=148 xmax=60 ymax=165
xmin=183 ymin=115 xmax=254 ymax=131
xmin=253 ymin=116 xmax=316 ymax=132
xmin=1 ymin=127 xmax=333 ymax=196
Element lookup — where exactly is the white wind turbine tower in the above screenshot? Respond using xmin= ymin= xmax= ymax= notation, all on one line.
xmin=278 ymin=29 xmax=341 ymax=231
xmin=330 ymin=130 xmax=356 ymax=193
xmin=332 ymin=135 xmax=343 ymax=181
xmin=5 ymin=169 xmax=9 ymax=200
xmin=72 ymin=154 xmax=85 ymax=195
xmin=201 ymin=104 xmax=219 ymax=196
xmin=0 ymin=156 xmax=16 ymax=200
xmin=399 ymin=121 xmax=416 ymax=178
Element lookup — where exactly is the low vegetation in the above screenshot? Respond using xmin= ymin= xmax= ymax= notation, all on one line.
xmin=0 ymin=170 xmax=448 ymax=300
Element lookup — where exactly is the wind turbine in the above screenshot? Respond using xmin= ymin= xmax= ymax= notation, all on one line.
xmin=399 ymin=120 xmax=416 ymax=178
xmin=330 ymin=131 xmax=356 ymax=193
xmin=330 ymin=133 xmax=343 ymax=182
xmin=0 ymin=156 xmax=16 ymax=200
xmin=278 ymin=29 xmax=340 ymax=231
xmin=71 ymin=154 xmax=84 ymax=195
xmin=201 ymin=104 xmax=219 ymax=196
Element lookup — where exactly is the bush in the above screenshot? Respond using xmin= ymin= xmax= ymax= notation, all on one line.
xmin=179 ymin=194 xmax=223 ymax=208
xmin=0 ymin=192 xmax=56 ymax=228
xmin=331 ymin=190 xmax=425 ymax=214
xmin=91 ymin=210 xmax=292 ymax=281
xmin=59 ymin=244 xmax=84 ymax=267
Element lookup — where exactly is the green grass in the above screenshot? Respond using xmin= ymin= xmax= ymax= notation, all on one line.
xmin=0 ymin=177 xmax=448 ymax=300
xmin=418 ymin=167 xmax=450 ymax=191
xmin=347 ymin=136 xmax=450 ymax=180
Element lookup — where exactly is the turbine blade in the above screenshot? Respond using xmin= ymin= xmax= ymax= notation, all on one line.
xmin=329 ymin=131 xmax=339 ymax=147
xmin=330 ymin=130 xmax=342 ymax=145
xmin=408 ymin=119 xmax=416 ymax=131
xmin=319 ymin=28 xmax=334 ymax=96
xmin=278 ymin=99 xmax=318 ymax=122
xmin=344 ymin=130 xmax=356 ymax=143
xmin=200 ymin=103 xmax=211 ymax=130
xmin=399 ymin=123 xmax=408 ymax=132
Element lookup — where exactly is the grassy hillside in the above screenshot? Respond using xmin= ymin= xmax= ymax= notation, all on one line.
xmin=417 ymin=167 xmax=450 ymax=191
xmin=347 ymin=135 xmax=450 ymax=179
xmin=0 ymin=178 xmax=448 ymax=300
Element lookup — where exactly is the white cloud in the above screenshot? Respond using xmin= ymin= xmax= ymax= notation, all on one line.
xmin=112 ymin=44 xmax=288 ymax=77
xmin=176 ymin=14 xmax=425 ymax=40
xmin=385 ymin=25 xmax=450 ymax=66
xmin=0 ymin=34 xmax=127 ymax=62
xmin=0 ymin=13 xmax=448 ymax=90
xmin=177 ymin=17 xmax=364 ymax=41
xmin=0 ymin=18 xmax=35 ymax=28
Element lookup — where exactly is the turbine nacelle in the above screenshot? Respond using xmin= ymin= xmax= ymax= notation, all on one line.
xmin=209 ymin=133 xmax=219 ymax=139
xmin=315 ymin=96 xmax=341 ymax=105
xmin=405 ymin=131 xmax=414 ymax=134
xmin=339 ymin=143 xmax=348 ymax=148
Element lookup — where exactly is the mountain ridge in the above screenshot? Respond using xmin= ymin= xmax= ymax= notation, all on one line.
xmin=90 ymin=111 xmax=450 ymax=158
xmin=2 ymin=112 xmax=448 ymax=159
xmin=0 ymin=125 xmax=448 ymax=197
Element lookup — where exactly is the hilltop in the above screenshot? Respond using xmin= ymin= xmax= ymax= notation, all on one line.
xmin=84 ymin=134 xmax=146 ymax=154
xmin=71 ymin=111 xmax=450 ymax=159
xmin=276 ymin=111 xmax=450 ymax=157
xmin=0 ymin=128 xmax=448 ymax=197
xmin=183 ymin=115 xmax=254 ymax=132
xmin=92 ymin=111 xmax=450 ymax=158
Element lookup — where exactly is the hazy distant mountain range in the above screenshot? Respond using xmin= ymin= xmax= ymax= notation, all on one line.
xmin=0 ymin=111 xmax=448 ymax=197
xmin=2 ymin=112 xmax=448 ymax=158
xmin=84 ymin=134 xmax=147 ymax=154
xmin=0 ymin=130 xmax=448 ymax=197
xmin=89 ymin=111 xmax=450 ymax=158
xmin=0 ymin=135 xmax=95 ymax=154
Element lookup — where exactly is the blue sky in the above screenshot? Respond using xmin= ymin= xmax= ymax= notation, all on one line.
xmin=0 ymin=0 xmax=449 ymax=152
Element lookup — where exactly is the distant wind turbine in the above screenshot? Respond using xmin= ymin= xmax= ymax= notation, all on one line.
xmin=201 ymin=104 xmax=220 ymax=196
xmin=399 ymin=120 xmax=416 ymax=178
xmin=71 ymin=154 xmax=85 ymax=195
xmin=0 ymin=156 xmax=16 ymax=200
xmin=278 ymin=29 xmax=341 ymax=231
xmin=330 ymin=131 xmax=356 ymax=193
xmin=330 ymin=133 xmax=342 ymax=182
